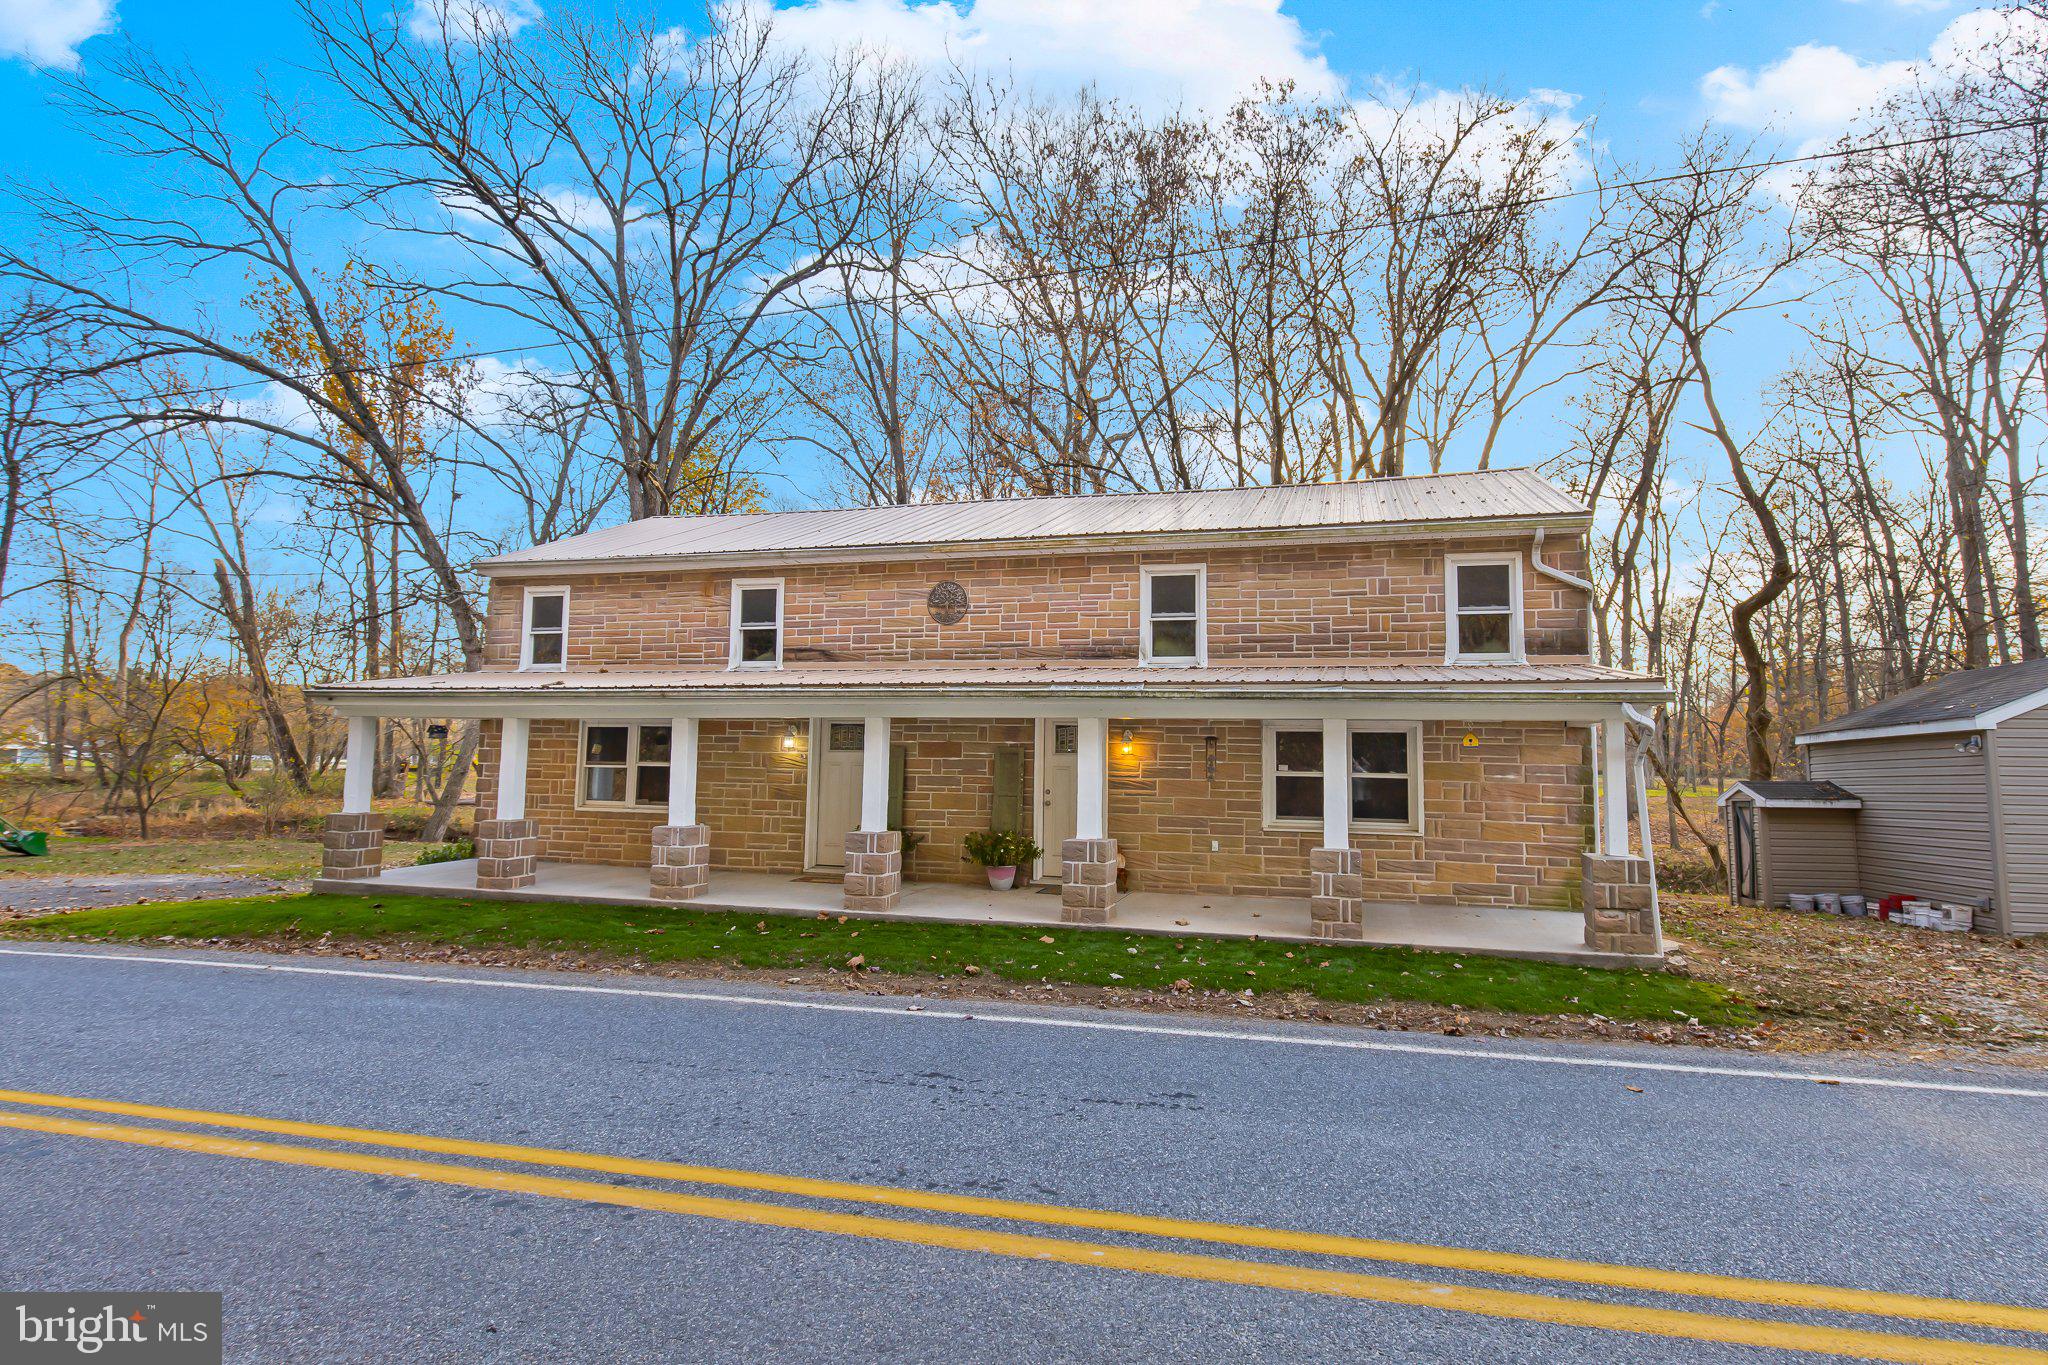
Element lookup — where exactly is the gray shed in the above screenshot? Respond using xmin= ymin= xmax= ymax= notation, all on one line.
xmin=1792 ymin=659 xmax=2048 ymax=936
xmin=1718 ymin=782 xmax=1863 ymax=909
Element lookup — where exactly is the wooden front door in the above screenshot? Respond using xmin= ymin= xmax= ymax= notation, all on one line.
xmin=813 ymin=721 xmax=865 ymax=869
xmin=1039 ymin=722 xmax=1078 ymax=881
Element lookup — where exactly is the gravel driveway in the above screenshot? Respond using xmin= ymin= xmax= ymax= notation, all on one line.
xmin=0 ymin=874 xmax=292 ymax=917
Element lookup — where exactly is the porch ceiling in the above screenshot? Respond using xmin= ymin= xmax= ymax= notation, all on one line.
xmin=310 ymin=661 xmax=1669 ymax=720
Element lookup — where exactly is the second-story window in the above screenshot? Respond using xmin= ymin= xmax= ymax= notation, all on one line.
xmin=1141 ymin=565 xmax=1205 ymax=666
xmin=1446 ymin=555 xmax=1521 ymax=662
xmin=730 ymin=578 xmax=784 ymax=668
xmin=521 ymin=587 xmax=568 ymax=670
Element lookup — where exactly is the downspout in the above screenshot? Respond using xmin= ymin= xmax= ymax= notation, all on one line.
xmin=1531 ymin=526 xmax=1594 ymax=593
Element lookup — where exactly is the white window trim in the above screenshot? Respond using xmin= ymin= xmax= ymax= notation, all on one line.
xmin=1139 ymin=564 xmax=1207 ymax=667
xmin=518 ymin=585 xmax=570 ymax=672
xmin=573 ymin=720 xmax=673 ymax=811
xmin=1444 ymin=553 xmax=1525 ymax=664
xmin=728 ymin=577 xmax=785 ymax=670
xmin=1260 ymin=721 xmax=1425 ymax=836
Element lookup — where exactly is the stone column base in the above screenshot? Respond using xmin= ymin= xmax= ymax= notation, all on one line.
xmin=476 ymin=817 xmax=539 ymax=891
xmin=1309 ymin=847 xmax=1365 ymax=940
xmin=844 ymin=830 xmax=902 ymax=911
xmin=1061 ymin=838 xmax=1120 ymax=924
xmin=651 ymin=824 xmax=710 ymax=900
xmin=1582 ymin=852 xmax=1660 ymax=954
xmin=321 ymin=812 xmax=384 ymax=881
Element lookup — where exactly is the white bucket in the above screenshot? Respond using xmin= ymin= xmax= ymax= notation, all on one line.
xmin=1841 ymin=895 xmax=1867 ymax=918
xmin=1787 ymin=894 xmax=1817 ymax=913
xmin=1817 ymin=893 xmax=1841 ymax=915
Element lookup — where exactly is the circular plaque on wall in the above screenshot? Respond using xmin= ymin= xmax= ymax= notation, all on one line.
xmin=926 ymin=580 xmax=970 ymax=625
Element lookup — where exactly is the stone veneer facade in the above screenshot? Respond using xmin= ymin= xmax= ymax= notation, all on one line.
xmin=473 ymin=715 xmax=1591 ymax=907
xmin=482 ymin=534 xmax=1591 ymax=670
xmin=450 ymin=525 xmax=1617 ymax=916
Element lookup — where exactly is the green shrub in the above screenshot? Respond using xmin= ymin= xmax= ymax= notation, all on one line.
xmin=413 ymin=839 xmax=475 ymax=866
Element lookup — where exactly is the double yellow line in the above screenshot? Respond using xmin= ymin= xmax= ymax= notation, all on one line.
xmin=2 ymin=1086 xmax=2043 ymax=1362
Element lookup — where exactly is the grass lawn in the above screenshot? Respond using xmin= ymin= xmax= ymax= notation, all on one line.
xmin=2 ymin=892 xmax=1752 ymax=1025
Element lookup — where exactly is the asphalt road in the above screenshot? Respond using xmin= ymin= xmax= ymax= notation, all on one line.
xmin=1 ymin=943 xmax=2044 ymax=1363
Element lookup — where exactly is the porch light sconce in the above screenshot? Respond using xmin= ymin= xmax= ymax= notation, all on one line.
xmin=1120 ymin=728 xmax=1134 ymax=756
xmin=1955 ymin=734 xmax=1983 ymax=755
xmin=783 ymin=723 xmax=799 ymax=751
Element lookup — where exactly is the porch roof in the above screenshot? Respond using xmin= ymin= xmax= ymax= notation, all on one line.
xmin=310 ymin=660 xmax=1669 ymax=718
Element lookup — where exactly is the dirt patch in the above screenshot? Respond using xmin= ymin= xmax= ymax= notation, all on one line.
xmin=1661 ymin=894 xmax=2048 ymax=1060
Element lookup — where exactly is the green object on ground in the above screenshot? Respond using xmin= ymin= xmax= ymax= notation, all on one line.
xmin=0 ymin=816 xmax=49 ymax=857
xmin=0 ymin=892 xmax=1752 ymax=1025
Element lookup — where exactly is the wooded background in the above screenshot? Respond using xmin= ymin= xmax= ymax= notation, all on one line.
xmin=1 ymin=0 xmax=2042 ymax=849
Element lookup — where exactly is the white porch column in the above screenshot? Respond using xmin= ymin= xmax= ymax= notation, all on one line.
xmin=1599 ymin=714 xmax=1629 ymax=857
xmin=341 ymin=715 xmax=377 ymax=813
xmin=859 ymin=715 xmax=891 ymax=832
xmin=478 ymin=716 xmax=537 ymax=891
xmin=668 ymin=715 xmax=699 ymax=827
xmin=1582 ymin=710 xmax=1660 ymax=958
xmin=1062 ymin=715 xmax=1118 ymax=923
xmin=322 ymin=714 xmax=385 ymax=883
xmin=845 ymin=716 xmax=903 ymax=911
xmin=496 ymin=716 xmax=531 ymax=821
xmin=1074 ymin=716 xmax=1107 ymax=840
xmin=652 ymin=715 xmax=709 ymax=901
xmin=1310 ymin=717 xmax=1365 ymax=941
xmin=1321 ymin=717 xmax=1350 ymax=851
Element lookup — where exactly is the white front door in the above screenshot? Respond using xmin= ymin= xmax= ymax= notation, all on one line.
xmin=813 ymin=720 xmax=865 ymax=868
xmin=1040 ymin=721 xmax=1078 ymax=881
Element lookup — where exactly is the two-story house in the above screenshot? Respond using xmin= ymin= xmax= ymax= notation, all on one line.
xmin=311 ymin=468 xmax=1669 ymax=961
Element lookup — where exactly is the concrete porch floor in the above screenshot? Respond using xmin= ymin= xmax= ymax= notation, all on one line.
xmin=320 ymin=859 xmax=1661 ymax=968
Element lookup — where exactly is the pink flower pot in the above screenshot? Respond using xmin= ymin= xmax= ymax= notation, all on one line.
xmin=986 ymin=866 xmax=1017 ymax=891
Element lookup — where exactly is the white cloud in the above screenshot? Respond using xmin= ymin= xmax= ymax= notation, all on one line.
xmin=1840 ymin=0 xmax=1953 ymax=12
xmin=0 ymin=0 xmax=115 ymax=69
xmin=1701 ymin=6 xmax=2046 ymax=147
xmin=1700 ymin=42 xmax=1919 ymax=140
xmin=405 ymin=0 xmax=541 ymax=44
xmin=762 ymin=0 xmax=1340 ymax=109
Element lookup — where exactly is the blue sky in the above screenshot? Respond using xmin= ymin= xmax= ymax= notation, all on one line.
xmin=0 ymin=0 xmax=1984 ymax=177
xmin=0 ymin=0 xmax=2007 ymax=541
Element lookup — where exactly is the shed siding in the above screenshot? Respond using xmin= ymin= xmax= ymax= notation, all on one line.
xmin=1757 ymin=810 xmax=1861 ymax=906
xmin=1806 ymin=735 xmax=1995 ymax=914
xmin=1990 ymin=711 xmax=2048 ymax=935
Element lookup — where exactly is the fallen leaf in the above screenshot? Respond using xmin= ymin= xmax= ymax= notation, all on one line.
xmin=1039 ymin=934 xmax=1055 ymax=943
xmin=846 ymin=954 xmax=864 ymax=968
xmin=1625 ymin=1085 xmax=1643 ymax=1094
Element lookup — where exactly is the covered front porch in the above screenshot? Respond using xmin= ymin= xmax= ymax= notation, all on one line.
xmin=307 ymin=664 xmax=1670 ymax=967
xmin=337 ymin=855 xmax=1642 ymax=966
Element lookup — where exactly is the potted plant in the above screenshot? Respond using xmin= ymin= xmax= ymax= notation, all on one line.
xmin=963 ymin=828 xmax=1042 ymax=891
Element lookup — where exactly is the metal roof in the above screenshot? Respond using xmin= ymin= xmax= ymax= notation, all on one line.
xmin=1717 ymin=780 xmax=1862 ymax=808
xmin=478 ymin=468 xmax=1588 ymax=574
xmin=1799 ymin=659 xmax=2048 ymax=741
xmin=313 ymin=660 xmax=1664 ymax=701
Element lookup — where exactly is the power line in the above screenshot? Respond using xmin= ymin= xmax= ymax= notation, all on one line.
xmin=22 ymin=109 xmax=2048 ymax=411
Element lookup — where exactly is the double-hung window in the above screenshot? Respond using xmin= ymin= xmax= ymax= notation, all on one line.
xmin=1140 ymin=566 xmax=1205 ymax=666
xmin=730 ymin=579 xmax=783 ymax=669
xmin=579 ymin=723 xmax=671 ymax=808
xmin=1445 ymin=554 xmax=1522 ymax=662
xmin=520 ymin=587 xmax=569 ymax=670
xmin=1262 ymin=723 xmax=1422 ymax=834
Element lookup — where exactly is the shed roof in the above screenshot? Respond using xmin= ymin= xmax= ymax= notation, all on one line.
xmin=1716 ymin=780 xmax=1862 ymax=809
xmin=478 ymin=467 xmax=1588 ymax=574
xmin=1797 ymin=658 xmax=2048 ymax=745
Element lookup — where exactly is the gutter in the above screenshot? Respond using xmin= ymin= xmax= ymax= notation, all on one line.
xmin=475 ymin=512 xmax=1595 ymax=579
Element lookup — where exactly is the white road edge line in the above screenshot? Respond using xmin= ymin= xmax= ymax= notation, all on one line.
xmin=3 ymin=944 xmax=2044 ymax=1100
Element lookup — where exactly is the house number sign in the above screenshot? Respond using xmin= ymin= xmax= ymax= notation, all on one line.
xmin=927 ymin=580 xmax=970 ymax=625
